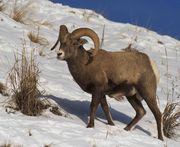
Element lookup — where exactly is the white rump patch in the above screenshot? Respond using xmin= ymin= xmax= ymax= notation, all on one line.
xmin=150 ymin=59 xmax=160 ymax=84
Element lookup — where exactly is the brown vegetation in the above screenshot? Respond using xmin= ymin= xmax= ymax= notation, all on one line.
xmin=27 ymin=28 xmax=49 ymax=46
xmin=7 ymin=43 xmax=63 ymax=116
xmin=8 ymin=46 xmax=44 ymax=116
xmin=0 ymin=143 xmax=11 ymax=147
xmin=0 ymin=143 xmax=22 ymax=147
xmin=163 ymin=102 xmax=180 ymax=139
xmin=0 ymin=0 xmax=5 ymax=12
xmin=11 ymin=0 xmax=32 ymax=23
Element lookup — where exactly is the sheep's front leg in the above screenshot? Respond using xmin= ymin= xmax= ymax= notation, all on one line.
xmin=87 ymin=89 xmax=101 ymax=128
xmin=100 ymin=96 xmax=115 ymax=126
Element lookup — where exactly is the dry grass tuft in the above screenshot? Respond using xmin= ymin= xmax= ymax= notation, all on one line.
xmin=27 ymin=28 xmax=49 ymax=46
xmin=157 ymin=40 xmax=164 ymax=45
xmin=0 ymin=0 xmax=5 ymax=12
xmin=0 ymin=82 xmax=8 ymax=96
xmin=27 ymin=27 xmax=49 ymax=56
xmin=6 ymin=43 xmax=63 ymax=116
xmin=49 ymin=106 xmax=63 ymax=116
xmin=100 ymin=25 xmax=105 ymax=48
xmin=82 ymin=10 xmax=99 ymax=22
xmin=32 ymin=20 xmax=54 ymax=28
xmin=0 ymin=82 xmax=5 ymax=94
xmin=11 ymin=0 xmax=33 ymax=23
xmin=44 ymin=143 xmax=53 ymax=147
xmin=122 ymin=44 xmax=139 ymax=52
xmin=0 ymin=143 xmax=11 ymax=147
xmin=0 ymin=143 xmax=22 ymax=147
xmin=7 ymin=45 xmax=45 ymax=116
xmin=163 ymin=102 xmax=180 ymax=139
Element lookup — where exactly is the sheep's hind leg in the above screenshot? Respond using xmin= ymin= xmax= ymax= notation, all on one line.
xmin=124 ymin=94 xmax=146 ymax=131
xmin=100 ymin=95 xmax=115 ymax=126
xmin=138 ymin=88 xmax=163 ymax=140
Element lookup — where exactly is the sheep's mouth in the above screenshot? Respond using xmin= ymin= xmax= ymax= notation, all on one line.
xmin=57 ymin=56 xmax=65 ymax=60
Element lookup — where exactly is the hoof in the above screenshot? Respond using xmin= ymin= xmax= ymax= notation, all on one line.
xmin=158 ymin=136 xmax=164 ymax=141
xmin=87 ymin=123 xmax=94 ymax=128
xmin=108 ymin=121 xmax=115 ymax=126
xmin=124 ymin=126 xmax=130 ymax=131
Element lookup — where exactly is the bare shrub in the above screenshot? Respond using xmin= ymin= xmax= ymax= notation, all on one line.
xmin=7 ymin=45 xmax=45 ymax=116
xmin=11 ymin=0 xmax=33 ymax=23
xmin=163 ymin=102 xmax=180 ymax=139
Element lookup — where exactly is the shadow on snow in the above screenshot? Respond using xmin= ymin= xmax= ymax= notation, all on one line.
xmin=45 ymin=94 xmax=151 ymax=136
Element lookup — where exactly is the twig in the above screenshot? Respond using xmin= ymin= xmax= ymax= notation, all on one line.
xmin=100 ymin=25 xmax=105 ymax=48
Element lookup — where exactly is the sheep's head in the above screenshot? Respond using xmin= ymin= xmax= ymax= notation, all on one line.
xmin=51 ymin=25 xmax=100 ymax=60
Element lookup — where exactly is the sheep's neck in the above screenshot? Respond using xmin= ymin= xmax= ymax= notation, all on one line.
xmin=66 ymin=47 xmax=89 ymax=75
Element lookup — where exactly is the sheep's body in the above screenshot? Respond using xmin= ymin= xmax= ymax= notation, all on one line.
xmin=51 ymin=25 xmax=164 ymax=140
xmin=67 ymin=49 xmax=156 ymax=99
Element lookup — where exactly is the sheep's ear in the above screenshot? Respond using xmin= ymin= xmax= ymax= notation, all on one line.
xmin=60 ymin=25 xmax=69 ymax=42
xmin=79 ymin=38 xmax=88 ymax=45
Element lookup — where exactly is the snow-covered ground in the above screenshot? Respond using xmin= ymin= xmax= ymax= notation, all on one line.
xmin=0 ymin=0 xmax=180 ymax=146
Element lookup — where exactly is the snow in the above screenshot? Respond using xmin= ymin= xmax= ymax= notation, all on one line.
xmin=0 ymin=0 xmax=180 ymax=146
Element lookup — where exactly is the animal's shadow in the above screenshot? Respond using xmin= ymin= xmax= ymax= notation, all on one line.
xmin=45 ymin=94 xmax=151 ymax=136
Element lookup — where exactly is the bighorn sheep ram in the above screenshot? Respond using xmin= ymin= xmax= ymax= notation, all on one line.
xmin=51 ymin=25 xmax=163 ymax=140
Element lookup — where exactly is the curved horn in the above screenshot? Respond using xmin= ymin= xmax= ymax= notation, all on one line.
xmin=50 ymin=25 xmax=68 ymax=50
xmin=71 ymin=28 xmax=100 ymax=56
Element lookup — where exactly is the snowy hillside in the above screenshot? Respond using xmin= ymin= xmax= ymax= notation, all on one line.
xmin=0 ymin=0 xmax=180 ymax=146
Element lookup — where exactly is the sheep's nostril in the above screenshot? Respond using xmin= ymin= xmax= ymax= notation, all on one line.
xmin=57 ymin=51 xmax=64 ymax=59
xmin=57 ymin=53 xmax=62 ymax=56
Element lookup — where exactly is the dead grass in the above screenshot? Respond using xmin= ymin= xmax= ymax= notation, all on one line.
xmin=0 ymin=143 xmax=22 ymax=147
xmin=7 ymin=45 xmax=45 ymax=116
xmin=0 ymin=143 xmax=11 ymax=147
xmin=49 ymin=106 xmax=63 ymax=116
xmin=100 ymin=25 xmax=105 ymax=48
xmin=0 ymin=0 xmax=5 ymax=12
xmin=82 ymin=10 xmax=99 ymax=22
xmin=0 ymin=82 xmax=5 ymax=94
xmin=6 ymin=42 xmax=63 ymax=116
xmin=11 ymin=0 xmax=33 ymax=23
xmin=32 ymin=20 xmax=54 ymax=28
xmin=27 ymin=27 xmax=49 ymax=46
xmin=44 ymin=143 xmax=53 ymax=147
xmin=163 ymin=102 xmax=180 ymax=139
xmin=0 ymin=82 xmax=8 ymax=96
xmin=122 ymin=44 xmax=139 ymax=52
xmin=27 ymin=27 xmax=49 ymax=56
xmin=162 ymin=44 xmax=180 ymax=139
